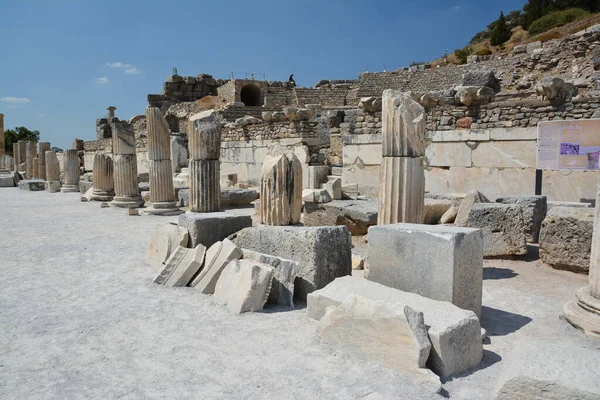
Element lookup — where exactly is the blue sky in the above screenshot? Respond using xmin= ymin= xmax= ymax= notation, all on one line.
xmin=1 ymin=0 xmax=526 ymax=149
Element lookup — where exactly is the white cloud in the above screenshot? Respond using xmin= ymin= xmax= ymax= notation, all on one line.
xmin=451 ymin=5 xmax=460 ymax=11
xmin=106 ymin=62 xmax=131 ymax=68
xmin=1 ymin=97 xmax=30 ymax=104
xmin=95 ymin=77 xmax=109 ymax=84
xmin=125 ymin=67 xmax=141 ymax=74
xmin=106 ymin=61 xmax=142 ymax=74
xmin=38 ymin=113 xmax=46 ymax=117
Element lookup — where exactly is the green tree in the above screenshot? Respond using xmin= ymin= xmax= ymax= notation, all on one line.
xmin=4 ymin=126 xmax=40 ymax=155
xmin=490 ymin=12 xmax=511 ymax=45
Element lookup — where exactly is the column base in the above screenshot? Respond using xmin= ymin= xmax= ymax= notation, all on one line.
xmin=45 ymin=181 xmax=61 ymax=193
xmin=563 ymin=286 xmax=600 ymax=339
xmin=109 ymin=196 xmax=144 ymax=208
xmin=60 ymin=184 xmax=79 ymax=193
xmin=89 ymin=189 xmax=115 ymax=202
xmin=141 ymin=201 xmax=184 ymax=216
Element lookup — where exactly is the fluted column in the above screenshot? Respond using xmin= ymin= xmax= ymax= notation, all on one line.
xmin=38 ymin=142 xmax=51 ymax=180
xmin=25 ymin=141 xmax=36 ymax=178
xmin=188 ymin=110 xmax=221 ymax=213
xmin=377 ymin=90 xmax=426 ymax=225
xmin=18 ymin=140 xmax=26 ymax=172
xmin=143 ymin=107 xmax=181 ymax=215
xmin=110 ymin=122 xmax=143 ymax=208
xmin=90 ymin=153 xmax=114 ymax=201
xmin=260 ymin=143 xmax=302 ymax=225
xmin=60 ymin=149 xmax=80 ymax=192
xmin=13 ymin=143 xmax=19 ymax=172
xmin=45 ymin=151 xmax=61 ymax=192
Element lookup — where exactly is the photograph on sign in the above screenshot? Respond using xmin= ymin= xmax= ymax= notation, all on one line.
xmin=537 ymin=119 xmax=600 ymax=170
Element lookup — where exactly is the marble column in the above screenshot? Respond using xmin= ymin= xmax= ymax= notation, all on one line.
xmin=45 ymin=151 xmax=61 ymax=192
xmin=260 ymin=143 xmax=302 ymax=225
xmin=564 ymin=177 xmax=600 ymax=338
xmin=13 ymin=143 xmax=19 ymax=172
xmin=110 ymin=122 xmax=143 ymax=208
xmin=188 ymin=110 xmax=221 ymax=213
xmin=25 ymin=141 xmax=36 ymax=178
xmin=60 ymin=149 xmax=80 ymax=192
xmin=143 ymin=107 xmax=181 ymax=215
xmin=32 ymin=157 xmax=40 ymax=179
xmin=377 ymin=90 xmax=426 ymax=225
xmin=90 ymin=153 xmax=114 ymax=201
xmin=0 ymin=114 xmax=4 ymax=159
xmin=18 ymin=140 xmax=26 ymax=172
xmin=38 ymin=142 xmax=51 ymax=180
xmin=5 ymin=156 xmax=13 ymax=172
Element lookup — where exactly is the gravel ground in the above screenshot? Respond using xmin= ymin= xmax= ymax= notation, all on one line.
xmin=1 ymin=187 xmax=598 ymax=399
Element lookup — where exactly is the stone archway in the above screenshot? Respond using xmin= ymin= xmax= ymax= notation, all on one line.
xmin=240 ymin=84 xmax=262 ymax=106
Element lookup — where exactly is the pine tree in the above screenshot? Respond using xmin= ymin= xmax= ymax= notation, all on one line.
xmin=490 ymin=12 xmax=511 ymax=46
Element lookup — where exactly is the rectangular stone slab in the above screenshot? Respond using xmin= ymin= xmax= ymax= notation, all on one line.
xmin=0 ymin=174 xmax=15 ymax=187
xmin=189 ymin=239 xmax=243 ymax=294
xmin=230 ymin=225 xmax=352 ymax=301
xmin=18 ymin=179 xmax=45 ymax=191
xmin=178 ymin=212 xmax=252 ymax=248
xmin=367 ymin=223 xmax=483 ymax=318
xmin=307 ymin=276 xmax=482 ymax=377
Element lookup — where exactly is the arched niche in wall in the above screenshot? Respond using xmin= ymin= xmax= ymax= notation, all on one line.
xmin=240 ymin=84 xmax=262 ymax=106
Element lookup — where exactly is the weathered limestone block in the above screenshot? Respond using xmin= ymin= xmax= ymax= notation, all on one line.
xmin=493 ymin=339 xmax=600 ymax=400
xmin=214 ymin=260 xmax=274 ymax=314
xmin=368 ymin=223 xmax=483 ymax=317
xmin=440 ymin=205 xmax=458 ymax=224
xmin=307 ymin=166 xmax=330 ymax=190
xmin=230 ymin=225 xmax=352 ymax=300
xmin=241 ymin=249 xmax=299 ymax=308
xmin=303 ymin=199 xmax=377 ymax=235
xmin=178 ymin=212 xmax=252 ymax=248
xmin=45 ymin=151 xmax=60 ymax=181
xmin=455 ymin=189 xmax=489 ymax=227
xmin=381 ymin=90 xmax=426 ymax=157
xmin=423 ymin=199 xmax=453 ymax=224
xmin=358 ymin=96 xmax=382 ymax=112
xmin=45 ymin=181 xmax=61 ymax=193
xmin=496 ymin=196 xmax=547 ymax=243
xmin=189 ymin=239 xmax=243 ymax=293
xmin=322 ymin=176 xmax=341 ymax=201
xmin=234 ymin=115 xmax=261 ymax=127
xmin=378 ymin=156 xmax=425 ymax=225
xmin=454 ymin=86 xmax=495 ymax=106
xmin=302 ymin=189 xmax=332 ymax=204
xmin=32 ymin=157 xmax=39 ymax=179
xmin=170 ymin=136 xmax=188 ymax=174
xmin=307 ymin=276 xmax=482 ymax=377
xmin=110 ymin=154 xmax=143 ymax=208
xmin=153 ymin=244 xmax=206 ymax=287
xmin=540 ymin=207 xmax=593 ymax=272
xmin=25 ymin=141 xmax=36 ymax=178
xmin=318 ymin=295 xmax=438 ymax=388
xmin=60 ymin=149 xmax=80 ymax=193
xmin=468 ymin=203 xmax=528 ymax=257
xmin=18 ymin=179 xmax=45 ymax=191
xmin=461 ymin=70 xmax=501 ymax=93
xmin=220 ymin=188 xmax=259 ymax=207
xmin=188 ymin=110 xmax=221 ymax=160
xmin=38 ymin=142 xmax=51 ymax=180
xmin=90 ymin=153 xmax=114 ymax=201
xmin=535 ymin=77 xmax=578 ymax=104
xmin=260 ymin=144 xmax=302 ymax=225
xmin=79 ymin=180 xmax=93 ymax=194
xmin=145 ymin=223 xmax=190 ymax=270
xmin=189 ymin=159 xmax=220 ymax=213
xmin=0 ymin=174 xmax=15 ymax=187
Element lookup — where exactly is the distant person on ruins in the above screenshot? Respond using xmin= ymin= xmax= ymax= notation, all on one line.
xmin=289 ymin=74 xmax=296 ymax=87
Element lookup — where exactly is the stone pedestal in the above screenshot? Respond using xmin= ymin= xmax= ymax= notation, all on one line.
xmin=260 ymin=143 xmax=302 ymax=225
xmin=564 ymin=177 xmax=600 ymax=338
xmin=378 ymin=90 xmax=426 ymax=225
xmin=110 ymin=122 xmax=143 ymax=208
xmin=38 ymin=142 xmax=51 ymax=180
xmin=45 ymin=150 xmax=61 ymax=192
xmin=188 ymin=111 xmax=221 ymax=213
xmin=143 ymin=107 xmax=181 ymax=215
xmin=60 ymin=149 xmax=80 ymax=193
xmin=90 ymin=153 xmax=114 ymax=201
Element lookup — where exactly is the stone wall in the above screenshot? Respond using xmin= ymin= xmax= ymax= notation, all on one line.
xmin=147 ymin=74 xmax=223 ymax=111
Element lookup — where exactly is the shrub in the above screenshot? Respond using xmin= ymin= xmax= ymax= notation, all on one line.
xmin=409 ymin=61 xmax=425 ymax=67
xmin=528 ymin=8 xmax=590 ymax=35
xmin=454 ymin=47 xmax=473 ymax=64
xmin=475 ymin=48 xmax=493 ymax=56
xmin=490 ymin=12 xmax=512 ymax=45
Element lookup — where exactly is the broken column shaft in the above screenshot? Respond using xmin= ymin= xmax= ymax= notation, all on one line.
xmin=38 ymin=142 xmax=51 ymax=180
xmin=110 ymin=122 xmax=143 ymax=208
xmin=90 ymin=153 xmax=114 ymax=201
xmin=60 ymin=149 xmax=80 ymax=192
xmin=25 ymin=141 xmax=37 ymax=179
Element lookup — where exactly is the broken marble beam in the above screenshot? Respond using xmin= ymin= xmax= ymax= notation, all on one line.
xmin=307 ymin=276 xmax=482 ymax=377
xmin=153 ymin=244 xmax=206 ymax=287
xmin=189 ymin=239 xmax=243 ymax=294
xmin=145 ymin=223 xmax=190 ymax=270
xmin=493 ymin=339 xmax=600 ymax=399
xmin=18 ymin=179 xmax=45 ymax=191
xmin=367 ymin=223 xmax=483 ymax=318
xmin=213 ymin=259 xmax=274 ymax=314
xmin=230 ymin=225 xmax=352 ymax=300
xmin=178 ymin=212 xmax=252 ymax=248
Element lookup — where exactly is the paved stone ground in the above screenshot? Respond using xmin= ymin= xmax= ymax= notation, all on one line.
xmin=1 ymin=188 xmax=599 ymax=399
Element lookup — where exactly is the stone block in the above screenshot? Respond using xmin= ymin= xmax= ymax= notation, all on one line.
xmin=367 ymin=223 xmax=483 ymax=317
xmin=153 ymin=244 xmax=206 ymax=287
xmin=343 ymin=142 xmax=382 ymax=166
xmin=220 ymin=188 xmax=259 ymax=207
xmin=45 ymin=181 xmax=61 ymax=193
xmin=18 ymin=179 xmax=45 ymax=191
xmin=213 ymin=259 xmax=274 ymax=314
xmin=230 ymin=225 xmax=352 ymax=300
xmin=342 ymin=164 xmax=380 ymax=198
xmin=440 ymin=205 xmax=458 ymax=224
xmin=496 ymin=196 xmax=547 ymax=243
xmin=471 ymin=141 xmax=536 ymax=168
xmin=318 ymin=295 xmax=439 ymax=389
xmin=539 ymin=207 xmax=593 ymax=272
xmin=467 ymin=203 xmax=528 ymax=257
xmin=425 ymin=142 xmax=472 ymax=167
xmin=178 ymin=212 xmax=252 ymax=248
xmin=497 ymin=168 xmax=536 ymax=197
xmin=302 ymin=189 xmax=332 ymax=204
xmin=0 ymin=174 xmax=15 ymax=187
xmin=322 ymin=176 xmax=342 ymax=201
xmin=189 ymin=239 xmax=243 ymax=294
xmin=542 ymin=170 xmax=600 ymax=203
xmin=303 ymin=199 xmax=377 ymax=235
xmin=306 ymin=165 xmax=330 ymax=189
xmin=455 ymin=189 xmax=489 ymax=227
xmin=423 ymin=199 xmax=453 ymax=224
xmin=145 ymin=223 xmax=190 ymax=270
xmin=79 ymin=180 xmax=93 ymax=194
xmin=307 ymin=276 xmax=482 ymax=377
xmin=241 ymin=249 xmax=298 ymax=307
xmin=424 ymin=167 xmax=450 ymax=194
xmin=494 ymin=339 xmax=600 ymax=400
